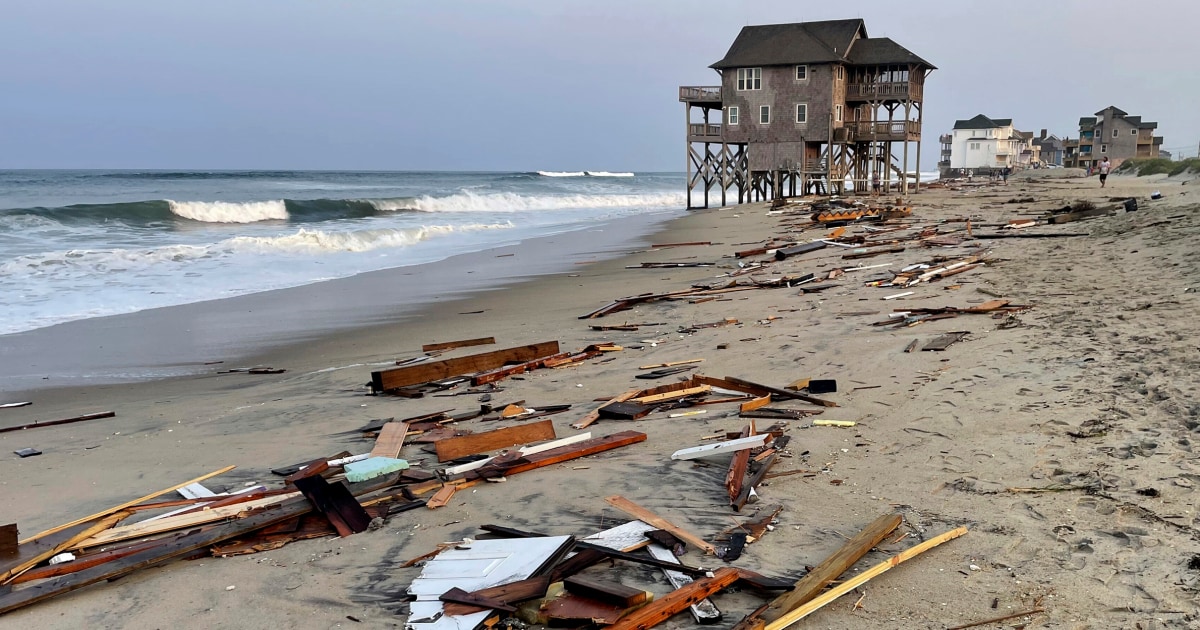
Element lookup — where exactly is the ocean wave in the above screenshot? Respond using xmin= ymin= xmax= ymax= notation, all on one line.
xmin=167 ymin=199 xmax=289 ymax=223
xmin=584 ymin=171 xmax=634 ymax=177
xmin=0 ymin=223 xmax=515 ymax=278
xmin=369 ymin=190 xmax=685 ymax=213
xmin=536 ymin=171 xmax=586 ymax=177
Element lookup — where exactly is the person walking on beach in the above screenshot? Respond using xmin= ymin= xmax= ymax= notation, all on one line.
xmin=1002 ymin=166 xmax=1011 ymax=184
xmin=1098 ymin=156 xmax=1110 ymax=188
xmin=871 ymin=171 xmax=881 ymax=194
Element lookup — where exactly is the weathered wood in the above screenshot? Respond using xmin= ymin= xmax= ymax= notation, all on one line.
xmin=739 ymin=395 xmax=771 ymax=414
xmin=370 ymin=422 xmax=409 ymax=459
xmin=564 ymin=575 xmax=649 ymax=607
xmin=284 ymin=458 xmax=330 ymax=484
xmin=841 ymin=245 xmax=905 ymax=260
xmin=598 ymin=401 xmax=653 ymax=420
xmin=631 ymin=385 xmax=711 ymax=404
xmin=1 ymin=512 xmax=128 ymax=584
xmin=762 ymin=527 xmax=969 ymax=630
xmin=74 ymin=495 xmax=295 ymax=550
xmin=470 ymin=351 xmax=572 ymax=386
xmin=545 ymin=594 xmax=628 ymax=625
xmin=726 ymin=426 xmax=753 ymax=507
xmin=442 ymin=433 xmax=593 ymax=476
xmin=646 ymin=544 xmax=722 ymax=623
xmin=721 ymin=375 xmax=838 ymax=408
xmin=1047 ymin=204 xmax=1115 ymax=224
xmin=740 ymin=408 xmax=825 ymax=420
xmin=441 ymin=576 xmax=554 ymax=617
xmin=946 ymin=607 xmax=1046 ymax=630
xmin=461 ymin=431 xmax=646 ymax=480
xmin=573 ymin=389 xmax=640 ymax=429
xmin=439 ymin=587 xmax=517 ymax=613
xmin=0 ymin=411 xmax=116 ymax=434
xmin=0 ymin=525 xmax=15 ymax=559
xmin=581 ymin=520 xmax=656 ymax=552
xmin=10 ymin=537 xmax=165 ymax=583
xmin=609 ymin=567 xmax=740 ymax=630
xmin=733 ymin=452 xmax=778 ymax=511
xmin=479 ymin=525 xmax=709 ymax=576
xmin=604 ymin=496 xmax=716 ymax=555
xmin=422 ymin=337 xmax=496 ymax=353
xmin=371 ymin=341 xmax=560 ymax=392
xmin=922 ymin=331 xmax=970 ymax=351
xmin=21 ymin=465 xmax=237 ymax=544
xmin=774 ymin=242 xmax=826 ymax=260
xmin=639 ymin=359 xmax=704 ymax=370
xmin=434 ymin=419 xmax=556 ymax=462
xmin=293 ymin=476 xmax=370 ymax=537
xmin=426 ymin=485 xmax=457 ymax=509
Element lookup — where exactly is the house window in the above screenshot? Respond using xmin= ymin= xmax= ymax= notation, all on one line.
xmin=759 ymin=105 xmax=770 ymax=124
xmin=1113 ymin=129 xmax=1119 ymax=138
xmin=836 ymin=66 xmax=844 ymax=81
xmin=1101 ymin=144 xmax=1107 ymax=153
xmin=795 ymin=65 xmax=808 ymax=81
xmin=1131 ymin=129 xmax=1138 ymax=136
xmin=727 ymin=106 xmax=739 ymax=125
xmin=970 ymin=142 xmax=980 ymax=150
xmin=795 ymin=103 xmax=808 ymax=124
xmin=835 ymin=104 xmax=843 ymax=122
xmin=736 ymin=68 xmax=761 ymax=91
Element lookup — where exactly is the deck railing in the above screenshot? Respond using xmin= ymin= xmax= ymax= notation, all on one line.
xmin=679 ymin=86 xmax=722 ymax=102
xmin=688 ymin=123 xmax=723 ymax=138
xmin=845 ymin=120 xmax=920 ymax=140
xmin=846 ymin=82 xmax=921 ymax=101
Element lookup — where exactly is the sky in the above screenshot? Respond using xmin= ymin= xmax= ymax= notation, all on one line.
xmin=2 ymin=0 xmax=1197 ymax=171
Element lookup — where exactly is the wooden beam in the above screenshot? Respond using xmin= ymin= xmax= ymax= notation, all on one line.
xmin=422 ymin=337 xmax=496 ymax=353
xmin=479 ymin=525 xmax=708 ymax=576
xmin=73 ymin=495 xmax=297 ymax=549
xmin=434 ymin=419 xmax=557 ymax=462
xmin=462 ymin=431 xmax=646 ymax=480
xmin=608 ymin=567 xmax=740 ymax=630
xmin=646 ymin=544 xmax=722 ymax=622
xmin=426 ymin=485 xmax=457 ymax=509
xmin=720 ymin=375 xmax=838 ymax=408
xmin=733 ymin=452 xmax=778 ymax=511
xmin=470 ymin=351 xmax=572 ymax=386
xmin=604 ymin=496 xmax=716 ymax=555
xmin=755 ymin=513 xmax=902 ymax=625
xmin=370 ymin=341 xmax=560 ymax=392
xmin=21 ymin=465 xmax=237 ymax=544
xmin=762 ymin=527 xmax=969 ymax=629
xmin=0 ymin=512 xmax=129 ymax=584
xmin=726 ymin=426 xmax=753 ymax=506
xmin=439 ymin=587 xmax=516 ymax=612
xmin=573 ymin=389 xmax=639 ymax=429
xmin=564 ymin=575 xmax=649 ymax=607
xmin=631 ymin=385 xmax=711 ymax=405
xmin=369 ymin=422 xmax=409 ymax=459
xmin=671 ymin=434 xmax=768 ymax=461
xmin=0 ymin=411 xmax=116 ymax=434
xmin=292 ymin=476 xmax=371 ymax=537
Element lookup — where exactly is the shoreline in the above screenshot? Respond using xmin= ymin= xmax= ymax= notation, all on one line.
xmin=5 ymin=173 xmax=1200 ymax=628
xmin=0 ymin=209 xmax=684 ymax=396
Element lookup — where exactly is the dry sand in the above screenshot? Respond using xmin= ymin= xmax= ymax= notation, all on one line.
xmin=2 ymin=171 xmax=1198 ymax=629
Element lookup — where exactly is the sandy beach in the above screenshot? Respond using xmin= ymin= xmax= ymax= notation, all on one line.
xmin=3 ymin=170 xmax=1199 ymax=629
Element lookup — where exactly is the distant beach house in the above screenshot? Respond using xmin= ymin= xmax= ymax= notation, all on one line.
xmin=942 ymin=114 xmax=1029 ymax=173
xmin=678 ymin=18 xmax=935 ymax=208
xmin=1064 ymin=106 xmax=1163 ymax=170
xmin=1032 ymin=130 xmax=1065 ymax=167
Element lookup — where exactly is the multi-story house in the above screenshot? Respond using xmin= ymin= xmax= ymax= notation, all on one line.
xmin=1033 ymin=130 xmax=1065 ymax=167
xmin=678 ymin=18 xmax=934 ymax=207
xmin=1066 ymin=106 xmax=1163 ymax=169
xmin=945 ymin=114 xmax=1023 ymax=171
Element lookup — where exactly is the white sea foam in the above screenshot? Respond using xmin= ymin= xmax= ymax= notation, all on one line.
xmin=585 ymin=171 xmax=635 ymax=177
xmin=536 ymin=171 xmax=586 ymax=177
xmin=167 ymin=199 xmax=289 ymax=223
xmin=369 ymin=191 xmax=684 ymax=213
xmin=225 ymin=223 xmax=513 ymax=254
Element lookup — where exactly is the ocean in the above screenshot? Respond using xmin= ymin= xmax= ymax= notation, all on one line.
xmin=0 ymin=170 xmax=687 ymax=337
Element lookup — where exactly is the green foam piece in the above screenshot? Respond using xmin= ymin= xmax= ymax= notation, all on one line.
xmin=344 ymin=457 xmax=410 ymax=483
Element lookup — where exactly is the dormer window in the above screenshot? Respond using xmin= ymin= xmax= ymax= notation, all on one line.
xmin=736 ymin=68 xmax=761 ymax=91
xmin=795 ymin=65 xmax=808 ymax=81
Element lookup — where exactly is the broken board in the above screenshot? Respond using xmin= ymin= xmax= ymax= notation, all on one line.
xmin=434 ymin=419 xmax=557 ymax=463
xmin=371 ymin=341 xmax=559 ymax=392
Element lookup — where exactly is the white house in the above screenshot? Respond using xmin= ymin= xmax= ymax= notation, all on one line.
xmin=948 ymin=114 xmax=1024 ymax=169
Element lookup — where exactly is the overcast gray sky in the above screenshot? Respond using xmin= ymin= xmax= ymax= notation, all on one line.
xmin=2 ymin=0 xmax=1196 ymax=171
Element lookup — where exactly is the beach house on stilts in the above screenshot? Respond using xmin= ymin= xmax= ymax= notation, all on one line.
xmin=679 ymin=19 xmax=935 ymax=208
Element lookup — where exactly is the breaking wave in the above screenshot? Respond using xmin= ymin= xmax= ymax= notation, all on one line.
xmin=167 ymin=199 xmax=289 ymax=223
xmin=584 ymin=171 xmax=634 ymax=177
xmin=369 ymin=191 xmax=685 ymax=213
xmin=535 ymin=171 xmax=635 ymax=178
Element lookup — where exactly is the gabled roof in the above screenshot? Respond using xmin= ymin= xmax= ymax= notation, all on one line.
xmin=1078 ymin=116 xmax=1096 ymax=129
xmin=953 ymin=114 xmax=1012 ymax=130
xmin=1138 ymin=121 xmax=1158 ymax=129
xmin=1096 ymin=105 xmax=1128 ymax=117
xmin=710 ymin=19 xmax=866 ymax=68
xmin=846 ymin=37 xmax=936 ymax=68
xmin=1015 ymin=130 xmax=1033 ymax=140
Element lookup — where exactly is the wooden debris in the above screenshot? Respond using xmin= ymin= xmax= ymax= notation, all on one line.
xmin=646 ymin=544 xmax=722 ymax=622
xmin=458 ymin=431 xmax=647 ymax=481
xmin=639 ymin=359 xmax=703 ymax=370
xmin=733 ymin=451 xmax=778 ymax=511
xmin=564 ymin=575 xmax=649 ymax=608
xmin=774 ymin=242 xmax=826 ymax=260
xmin=607 ymin=567 xmax=740 ymax=630
xmin=946 ymin=607 xmax=1046 ymax=630
xmin=922 ymin=331 xmax=970 ymax=351
xmin=0 ymin=411 xmax=116 ymax=434
xmin=671 ymin=434 xmax=768 ymax=461
xmin=631 ymin=385 xmax=711 ymax=405
xmin=471 ymin=351 xmax=572 ymax=385
xmin=604 ymin=495 xmax=716 ymax=555
xmin=0 ymin=525 xmax=15 ymax=559
xmin=434 ymin=419 xmax=557 ymax=462
xmin=422 ymin=337 xmax=496 ymax=353
xmin=761 ymin=526 xmax=969 ymax=630
xmin=598 ymin=401 xmax=653 ymax=420
xmin=371 ymin=341 xmax=560 ymax=392
xmin=369 ymin=422 xmax=408 ymax=459
xmin=573 ymin=389 xmax=639 ymax=429
xmin=292 ymin=476 xmax=371 ymax=538
xmin=438 ymin=587 xmax=517 ymax=613
xmin=0 ymin=512 xmax=129 ymax=585
xmin=426 ymin=485 xmax=458 ymax=509
xmin=725 ymin=426 xmax=754 ymax=506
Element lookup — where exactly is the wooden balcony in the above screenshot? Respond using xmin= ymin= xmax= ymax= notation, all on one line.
xmin=845 ymin=120 xmax=921 ymax=142
xmin=939 ymin=134 xmax=952 ymax=144
xmin=845 ymin=81 xmax=922 ymax=102
xmin=688 ymin=123 xmax=723 ymax=142
xmin=679 ymin=86 xmax=722 ymax=105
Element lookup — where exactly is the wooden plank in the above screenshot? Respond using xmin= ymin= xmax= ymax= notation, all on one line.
xmin=581 ymin=520 xmax=655 ymax=552
xmin=762 ymin=527 xmax=969 ymax=630
xmin=480 ymin=524 xmax=708 ymax=576
xmin=470 ymin=351 xmax=572 ymax=386
xmin=439 ymin=586 xmax=517 ymax=613
xmin=441 ymin=576 xmax=554 ymax=616
xmin=0 ymin=525 xmax=15 ymax=559
xmin=639 ymin=359 xmax=704 ymax=370
xmin=0 ymin=512 xmax=128 ymax=584
xmin=463 ymin=431 xmax=647 ymax=480
xmin=565 ymin=575 xmax=648 ymax=607
xmin=630 ymin=385 xmax=711 ymax=405
xmin=604 ymin=496 xmax=716 ymax=555
xmin=426 ymin=485 xmax=457 ymax=509
xmin=422 ymin=337 xmax=496 ymax=353
xmin=545 ymin=594 xmax=627 ymax=625
xmin=573 ymin=389 xmax=639 ymax=429
xmin=1047 ymin=204 xmax=1115 ymax=224
xmin=371 ymin=341 xmax=560 ymax=392
xmin=733 ymin=452 xmax=778 ymax=512
xmin=73 ymin=495 xmax=296 ymax=550
xmin=21 ymin=465 xmax=237 ymax=544
xmin=671 ymin=434 xmax=768 ymax=460
xmin=608 ymin=567 xmax=739 ymax=630
xmin=10 ymin=537 xmax=165 ymax=583
xmin=922 ymin=331 xmax=970 ymax=352
xmin=442 ymin=433 xmax=592 ymax=476
xmin=434 ymin=419 xmax=557 ymax=462
xmin=369 ymin=422 xmax=409 ymax=459
xmin=774 ymin=241 xmax=826 ymax=260
xmin=739 ymin=395 xmax=771 ymax=414
xmin=725 ymin=426 xmax=753 ymax=505
xmin=292 ymin=476 xmax=370 ymax=537
xmin=646 ymin=544 xmax=722 ymax=623
xmin=722 ymin=375 xmax=838 ymax=408
xmin=756 ymin=513 xmax=902 ymax=625
xmin=0 ymin=411 xmax=115 ymax=434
